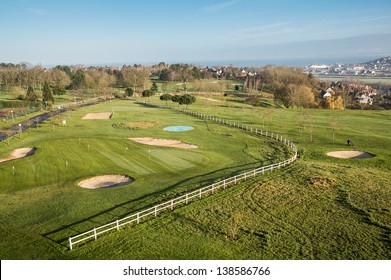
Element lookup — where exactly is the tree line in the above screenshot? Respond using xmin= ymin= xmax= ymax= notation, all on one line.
xmin=2 ymin=62 xmax=379 ymax=109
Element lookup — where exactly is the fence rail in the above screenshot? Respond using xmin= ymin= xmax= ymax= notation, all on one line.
xmin=69 ymin=104 xmax=297 ymax=250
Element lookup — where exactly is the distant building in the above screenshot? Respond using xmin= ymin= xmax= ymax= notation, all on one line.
xmin=357 ymin=94 xmax=373 ymax=105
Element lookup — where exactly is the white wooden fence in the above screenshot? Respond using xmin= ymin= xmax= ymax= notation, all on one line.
xmin=68 ymin=105 xmax=297 ymax=250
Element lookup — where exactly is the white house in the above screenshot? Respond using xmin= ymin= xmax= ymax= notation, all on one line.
xmin=357 ymin=94 xmax=373 ymax=105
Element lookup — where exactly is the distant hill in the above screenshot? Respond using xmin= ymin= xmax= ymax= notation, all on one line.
xmin=362 ymin=57 xmax=391 ymax=67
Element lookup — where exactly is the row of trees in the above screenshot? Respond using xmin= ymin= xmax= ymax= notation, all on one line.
xmin=3 ymin=62 xmax=377 ymax=110
xmin=159 ymin=93 xmax=196 ymax=108
xmin=0 ymin=64 xmax=151 ymax=95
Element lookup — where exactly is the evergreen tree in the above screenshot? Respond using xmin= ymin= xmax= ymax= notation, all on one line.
xmin=70 ymin=69 xmax=86 ymax=89
xmin=125 ymin=87 xmax=134 ymax=97
xmin=179 ymin=94 xmax=196 ymax=108
xmin=159 ymin=68 xmax=170 ymax=81
xmin=52 ymin=85 xmax=66 ymax=95
xmin=141 ymin=89 xmax=154 ymax=97
xmin=151 ymin=82 xmax=158 ymax=93
xmin=42 ymin=82 xmax=55 ymax=105
xmin=25 ymin=86 xmax=39 ymax=101
xmin=159 ymin=93 xmax=172 ymax=105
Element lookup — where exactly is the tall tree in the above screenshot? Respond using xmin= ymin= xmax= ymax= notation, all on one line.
xmin=25 ymin=86 xmax=39 ymax=101
xmin=70 ymin=69 xmax=86 ymax=89
xmin=122 ymin=67 xmax=151 ymax=93
xmin=151 ymin=82 xmax=158 ymax=93
xmin=42 ymin=82 xmax=55 ymax=106
xmin=50 ymin=68 xmax=71 ymax=95
xmin=159 ymin=68 xmax=170 ymax=81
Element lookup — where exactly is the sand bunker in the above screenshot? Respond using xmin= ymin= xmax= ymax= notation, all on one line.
xmin=82 ymin=112 xmax=112 ymax=120
xmin=0 ymin=147 xmax=36 ymax=163
xmin=327 ymin=150 xmax=376 ymax=159
xmin=78 ymin=174 xmax=133 ymax=189
xmin=129 ymin=137 xmax=198 ymax=149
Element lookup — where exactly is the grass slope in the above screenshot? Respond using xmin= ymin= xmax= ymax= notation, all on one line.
xmin=0 ymin=96 xmax=390 ymax=259
xmin=0 ymin=99 xmax=282 ymax=259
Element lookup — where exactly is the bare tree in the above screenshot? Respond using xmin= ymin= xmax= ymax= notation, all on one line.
xmin=227 ymin=213 xmax=243 ymax=240
xmin=329 ymin=117 xmax=340 ymax=141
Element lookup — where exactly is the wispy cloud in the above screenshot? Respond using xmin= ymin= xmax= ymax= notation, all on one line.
xmin=200 ymin=0 xmax=241 ymax=14
xmin=324 ymin=15 xmax=391 ymax=25
xmin=223 ymin=21 xmax=307 ymax=42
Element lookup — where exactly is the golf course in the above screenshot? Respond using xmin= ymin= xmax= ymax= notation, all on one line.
xmin=0 ymin=96 xmax=390 ymax=259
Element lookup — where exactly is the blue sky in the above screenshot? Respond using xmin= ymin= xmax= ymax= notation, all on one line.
xmin=1 ymin=0 xmax=391 ymax=66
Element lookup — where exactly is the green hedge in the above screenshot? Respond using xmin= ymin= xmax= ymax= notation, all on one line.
xmin=0 ymin=100 xmax=36 ymax=109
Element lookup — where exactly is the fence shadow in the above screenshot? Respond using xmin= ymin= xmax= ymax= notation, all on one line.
xmin=46 ymin=102 xmax=298 ymax=250
xmin=42 ymin=160 xmax=269 ymax=247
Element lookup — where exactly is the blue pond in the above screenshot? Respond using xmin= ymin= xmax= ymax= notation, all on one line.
xmin=164 ymin=126 xmax=194 ymax=132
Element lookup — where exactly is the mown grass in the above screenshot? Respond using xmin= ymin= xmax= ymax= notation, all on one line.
xmin=0 ymin=99 xmax=282 ymax=259
xmin=0 ymin=95 xmax=390 ymax=260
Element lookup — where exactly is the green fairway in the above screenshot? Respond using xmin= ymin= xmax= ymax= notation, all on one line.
xmin=0 ymin=96 xmax=390 ymax=260
xmin=0 ymin=99 xmax=285 ymax=259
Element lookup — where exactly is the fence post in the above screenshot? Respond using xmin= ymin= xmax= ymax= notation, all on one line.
xmin=212 ymin=184 xmax=214 ymax=194
xmin=171 ymin=200 xmax=174 ymax=210
xmin=94 ymin=228 xmax=97 ymax=240
xmin=223 ymin=180 xmax=226 ymax=189
xmin=137 ymin=213 xmax=140 ymax=224
xmin=199 ymin=189 xmax=202 ymax=199
xmin=69 ymin=237 xmax=73 ymax=250
xmin=116 ymin=220 xmax=119 ymax=231
xmin=186 ymin=194 xmax=189 ymax=205
xmin=154 ymin=206 xmax=158 ymax=217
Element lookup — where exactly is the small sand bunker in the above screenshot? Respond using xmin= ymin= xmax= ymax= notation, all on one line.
xmin=0 ymin=147 xmax=36 ymax=163
xmin=129 ymin=137 xmax=198 ymax=149
xmin=78 ymin=174 xmax=133 ymax=189
xmin=327 ymin=150 xmax=375 ymax=159
xmin=82 ymin=112 xmax=113 ymax=120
